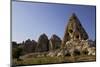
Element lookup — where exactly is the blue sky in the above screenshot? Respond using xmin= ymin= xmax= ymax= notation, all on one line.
xmin=12 ymin=1 xmax=96 ymax=43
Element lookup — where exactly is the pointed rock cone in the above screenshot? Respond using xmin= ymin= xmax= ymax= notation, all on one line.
xmin=61 ymin=13 xmax=88 ymax=48
xmin=36 ymin=33 xmax=49 ymax=52
xmin=49 ymin=34 xmax=61 ymax=50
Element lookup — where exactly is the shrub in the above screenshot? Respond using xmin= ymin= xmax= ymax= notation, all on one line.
xmin=12 ymin=47 xmax=23 ymax=60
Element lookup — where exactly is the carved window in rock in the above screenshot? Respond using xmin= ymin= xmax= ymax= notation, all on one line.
xmin=68 ymin=23 xmax=73 ymax=33
xmin=69 ymin=29 xmax=73 ymax=34
xmin=74 ymin=32 xmax=80 ymax=40
xmin=76 ymin=35 xmax=79 ymax=39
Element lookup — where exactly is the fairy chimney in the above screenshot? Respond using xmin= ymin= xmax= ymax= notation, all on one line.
xmin=62 ymin=13 xmax=88 ymax=48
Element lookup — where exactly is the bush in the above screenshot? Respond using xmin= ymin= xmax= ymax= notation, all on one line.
xmin=12 ymin=47 xmax=23 ymax=60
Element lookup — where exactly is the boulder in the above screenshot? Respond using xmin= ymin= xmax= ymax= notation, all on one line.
xmin=47 ymin=51 xmax=56 ymax=57
xmin=88 ymin=47 xmax=96 ymax=55
xmin=57 ymin=49 xmax=67 ymax=57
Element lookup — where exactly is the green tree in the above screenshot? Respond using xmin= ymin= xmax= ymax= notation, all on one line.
xmin=12 ymin=47 xmax=22 ymax=60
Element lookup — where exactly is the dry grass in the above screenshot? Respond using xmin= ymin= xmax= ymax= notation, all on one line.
xmin=13 ymin=55 xmax=96 ymax=66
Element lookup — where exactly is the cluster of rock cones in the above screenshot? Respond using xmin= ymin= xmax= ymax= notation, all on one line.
xmin=12 ymin=13 xmax=96 ymax=59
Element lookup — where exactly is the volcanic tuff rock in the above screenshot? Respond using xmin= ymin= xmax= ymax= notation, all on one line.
xmin=64 ymin=39 xmax=96 ymax=56
xmin=36 ymin=33 xmax=49 ymax=52
xmin=23 ymin=39 xmax=37 ymax=54
xmin=12 ymin=13 xmax=96 ymax=59
xmin=49 ymin=34 xmax=61 ymax=50
xmin=62 ymin=13 xmax=88 ymax=48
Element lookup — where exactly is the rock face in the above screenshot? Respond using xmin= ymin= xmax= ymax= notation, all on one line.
xmin=62 ymin=13 xmax=88 ymax=48
xmin=56 ymin=13 xmax=96 ymax=57
xmin=36 ymin=33 xmax=49 ymax=52
xmin=64 ymin=39 xmax=96 ymax=56
xmin=23 ymin=39 xmax=37 ymax=54
xmin=49 ymin=34 xmax=61 ymax=50
xmin=64 ymin=40 xmax=86 ymax=56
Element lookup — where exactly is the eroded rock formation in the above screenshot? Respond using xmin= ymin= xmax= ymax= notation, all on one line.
xmin=49 ymin=34 xmax=61 ymax=50
xmin=23 ymin=39 xmax=37 ymax=54
xmin=36 ymin=33 xmax=49 ymax=52
xmin=62 ymin=13 xmax=88 ymax=48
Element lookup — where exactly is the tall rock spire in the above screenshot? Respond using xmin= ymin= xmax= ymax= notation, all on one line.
xmin=61 ymin=13 xmax=88 ymax=48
